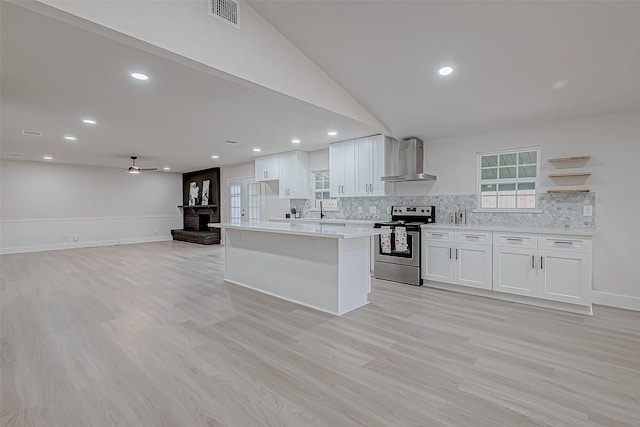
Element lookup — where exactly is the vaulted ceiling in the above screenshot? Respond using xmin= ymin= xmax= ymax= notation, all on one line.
xmin=2 ymin=0 xmax=639 ymax=172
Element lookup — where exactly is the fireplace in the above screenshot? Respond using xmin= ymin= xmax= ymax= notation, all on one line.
xmin=171 ymin=167 xmax=221 ymax=245
xmin=199 ymin=214 xmax=210 ymax=231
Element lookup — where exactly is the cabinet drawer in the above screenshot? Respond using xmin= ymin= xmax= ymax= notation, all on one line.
xmin=538 ymin=236 xmax=592 ymax=253
xmin=455 ymin=231 xmax=492 ymax=246
xmin=424 ymin=230 xmax=454 ymax=242
xmin=493 ymin=233 xmax=537 ymax=249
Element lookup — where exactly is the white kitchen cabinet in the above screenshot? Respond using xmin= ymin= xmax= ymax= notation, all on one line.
xmin=331 ymin=135 xmax=388 ymax=197
xmin=455 ymin=243 xmax=492 ymax=290
xmin=354 ymin=135 xmax=386 ymax=196
xmin=423 ymin=242 xmax=454 ymax=283
xmin=538 ymin=249 xmax=591 ymax=305
xmin=493 ymin=233 xmax=592 ymax=306
xmin=255 ymin=154 xmax=279 ymax=181
xmin=422 ymin=230 xmax=492 ymax=290
xmin=493 ymin=245 xmax=538 ymax=297
xmin=279 ymin=151 xmax=309 ymax=199
xmin=329 ymin=140 xmax=355 ymax=197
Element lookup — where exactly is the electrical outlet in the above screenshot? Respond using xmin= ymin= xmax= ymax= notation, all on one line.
xmin=358 ymin=207 xmax=363 ymax=214
xmin=583 ymin=206 xmax=593 ymax=217
xmin=73 ymin=235 xmax=78 ymax=241
xmin=370 ymin=206 xmax=377 ymax=214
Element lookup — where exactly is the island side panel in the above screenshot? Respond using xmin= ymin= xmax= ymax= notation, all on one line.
xmin=337 ymin=236 xmax=371 ymax=315
xmin=224 ymin=229 xmax=340 ymax=314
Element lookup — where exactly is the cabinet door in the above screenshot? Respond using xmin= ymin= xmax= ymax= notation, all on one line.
xmin=423 ymin=242 xmax=454 ymax=284
xmin=255 ymin=155 xmax=279 ymax=182
xmin=329 ymin=141 xmax=355 ymax=197
xmin=455 ymin=243 xmax=492 ymax=290
xmin=329 ymin=143 xmax=344 ymax=197
xmin=278 ymin=152 xmax=296 ymax=199
xmin=492 ymin=246 xmax=537 ymax=296
xmin=354 ymin=137 xmax=373 ymax=197
xmin=538 ymin=250 xmax=591 ymax=306
xmin=370 ymin=135 xmax=386 ymax=196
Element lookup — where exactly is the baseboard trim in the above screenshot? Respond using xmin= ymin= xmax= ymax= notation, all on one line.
xmin=592 ymin=291 xmax=640 ymax=312
xmin=0 ymin=236 xmax=172 ymax=255
xmin=423 ymin=280 xmax=593 ymax=315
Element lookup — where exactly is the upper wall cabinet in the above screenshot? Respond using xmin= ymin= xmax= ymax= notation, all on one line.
xmin=331 ymin=135 xmax=389 ymax=198
xmin=330 ymin=139 xmax=356 ymax=197
xmin=255 ymin=154 xmax=280 ymax=182
xmin=279 ymin=151 xmax=309 ymax=199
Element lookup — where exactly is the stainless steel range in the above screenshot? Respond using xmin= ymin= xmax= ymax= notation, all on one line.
xmin=373 ymin=206 xmax=435 ymax=286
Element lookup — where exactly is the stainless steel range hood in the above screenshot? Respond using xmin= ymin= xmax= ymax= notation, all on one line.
xmin=381 ymin=138 xmax=436 ymax=182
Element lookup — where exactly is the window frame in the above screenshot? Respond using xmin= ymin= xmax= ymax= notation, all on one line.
xmin=309 ymin=170 xmax=338 ymax=212
xmin=475 ymin=146 xmax=541 ymax=213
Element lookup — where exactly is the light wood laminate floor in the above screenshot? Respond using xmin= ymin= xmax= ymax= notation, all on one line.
xmin=1 ymin=241 xmax=639 ymax=426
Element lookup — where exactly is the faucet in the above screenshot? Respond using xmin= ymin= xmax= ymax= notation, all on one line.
xmin=320 ymin=200 xmax=325 ymax=219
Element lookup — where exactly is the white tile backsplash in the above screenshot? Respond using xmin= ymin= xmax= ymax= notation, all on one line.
xmin=289 ymin=193 xmax=595 ymax=229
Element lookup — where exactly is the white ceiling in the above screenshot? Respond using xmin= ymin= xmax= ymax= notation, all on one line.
xmin=250 ymin=0 xmax=640 ymax=140
xmin=2 ymin=1 xmax=639 ymax=172
xmin=0 ymin=2 xmax=377 ymax=172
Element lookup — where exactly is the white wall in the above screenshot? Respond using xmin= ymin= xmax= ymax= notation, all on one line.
xmin=0 ymin=160 xmax=182 ymax=253
xmin=421 ymin=110 xmax=640 ymax=309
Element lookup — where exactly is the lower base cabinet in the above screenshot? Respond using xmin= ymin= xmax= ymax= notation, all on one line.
xmin=424 ymin=229 xmax=593 ymax=310
xmin=422 ymin=232 xmax=492 ymax=291
xmin=492 ymin=233 xmax=592 ymax=306
xmin=537 ymin=249 xmax=591 ymax=305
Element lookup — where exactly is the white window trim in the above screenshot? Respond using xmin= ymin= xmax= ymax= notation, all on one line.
xmin=309 ymin=170 xmax=339 ymax=212
xmin=475 ymin=146 xmax=541 ymax=213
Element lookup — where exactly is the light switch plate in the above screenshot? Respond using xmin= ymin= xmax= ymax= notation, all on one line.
xmin=370 ymin=206 xmax=377 ymax=214
xmin=358 ymin=207 xmax=363 ymax=213
xmin=583 ymin=206 xmax=593 ymax=217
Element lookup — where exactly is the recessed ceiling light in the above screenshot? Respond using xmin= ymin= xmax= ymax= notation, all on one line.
xmin=327 ymin=131 xmax=337 ymax=136
xmin=82 ymin=119 xmax=97 ymax=124
xmin=291 ymin=139 xmax=301 ymax=144
xmin=131 ymin=72 xmax=149 ymax=81
xmin=438 ymin=66 xmax=454 ymax=76
xmin=163 ymin=166 xmax=171 ymax=171
xmin=64 ymin=136 xmax=77 ymax=141
xmin=253 ymin=148 xmax=261 ymax=152
xmin=43 ymin=156 xmax=53 ymax=160
xmin=551 ymin=79 xmax=569 ymax=90
xmin=211 ymin=155 xmax=220 ymax=159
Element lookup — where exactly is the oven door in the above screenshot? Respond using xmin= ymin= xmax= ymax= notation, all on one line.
xmin=374 ymin=230 xmax=420 ymax=267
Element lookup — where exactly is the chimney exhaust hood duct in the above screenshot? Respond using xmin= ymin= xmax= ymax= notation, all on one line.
xmin=381 ymin=138 xmax=436 ymax=182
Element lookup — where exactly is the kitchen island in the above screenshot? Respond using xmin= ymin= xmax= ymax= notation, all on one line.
xmin=215 ymin=221 xmax=382 ymax=315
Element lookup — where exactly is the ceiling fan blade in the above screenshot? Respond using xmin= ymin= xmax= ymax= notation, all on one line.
xmin=140 ymin=168 xmax=158 ymax=171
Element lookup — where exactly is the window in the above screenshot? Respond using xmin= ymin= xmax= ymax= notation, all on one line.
xmin=229 ymin=183 xmax=241 ymax=221
xmin=247 ymin=182 xmax=260 ymax=221
xmin=478 ymin=147 xmax=539 ymax=211
xmin=312 ymin=170 xmax=337 ymax=210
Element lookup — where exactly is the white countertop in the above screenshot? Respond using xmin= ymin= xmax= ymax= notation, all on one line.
xmin=269 ymin=217 xmax=376 ymax=226
xmin=421 ymin=223 xmax=596 ymax=236
xmin=214 ymin=221 xmax=382 ymax=239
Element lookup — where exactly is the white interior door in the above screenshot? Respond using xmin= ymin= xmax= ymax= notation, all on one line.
xmin=228 ymin=178 xmax=263 ymax=223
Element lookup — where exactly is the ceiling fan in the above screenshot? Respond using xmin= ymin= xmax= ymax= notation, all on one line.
xmin=127 ymin=156 xmax=157 ymax=174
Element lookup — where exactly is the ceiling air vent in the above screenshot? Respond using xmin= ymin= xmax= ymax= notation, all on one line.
xmin=225 ymin=140 xmax=240 ymax=145
xmin=21 ymin=130 xmax=43 ymax=136
xmin=208 ymin=0 xmax=240 ymax=28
